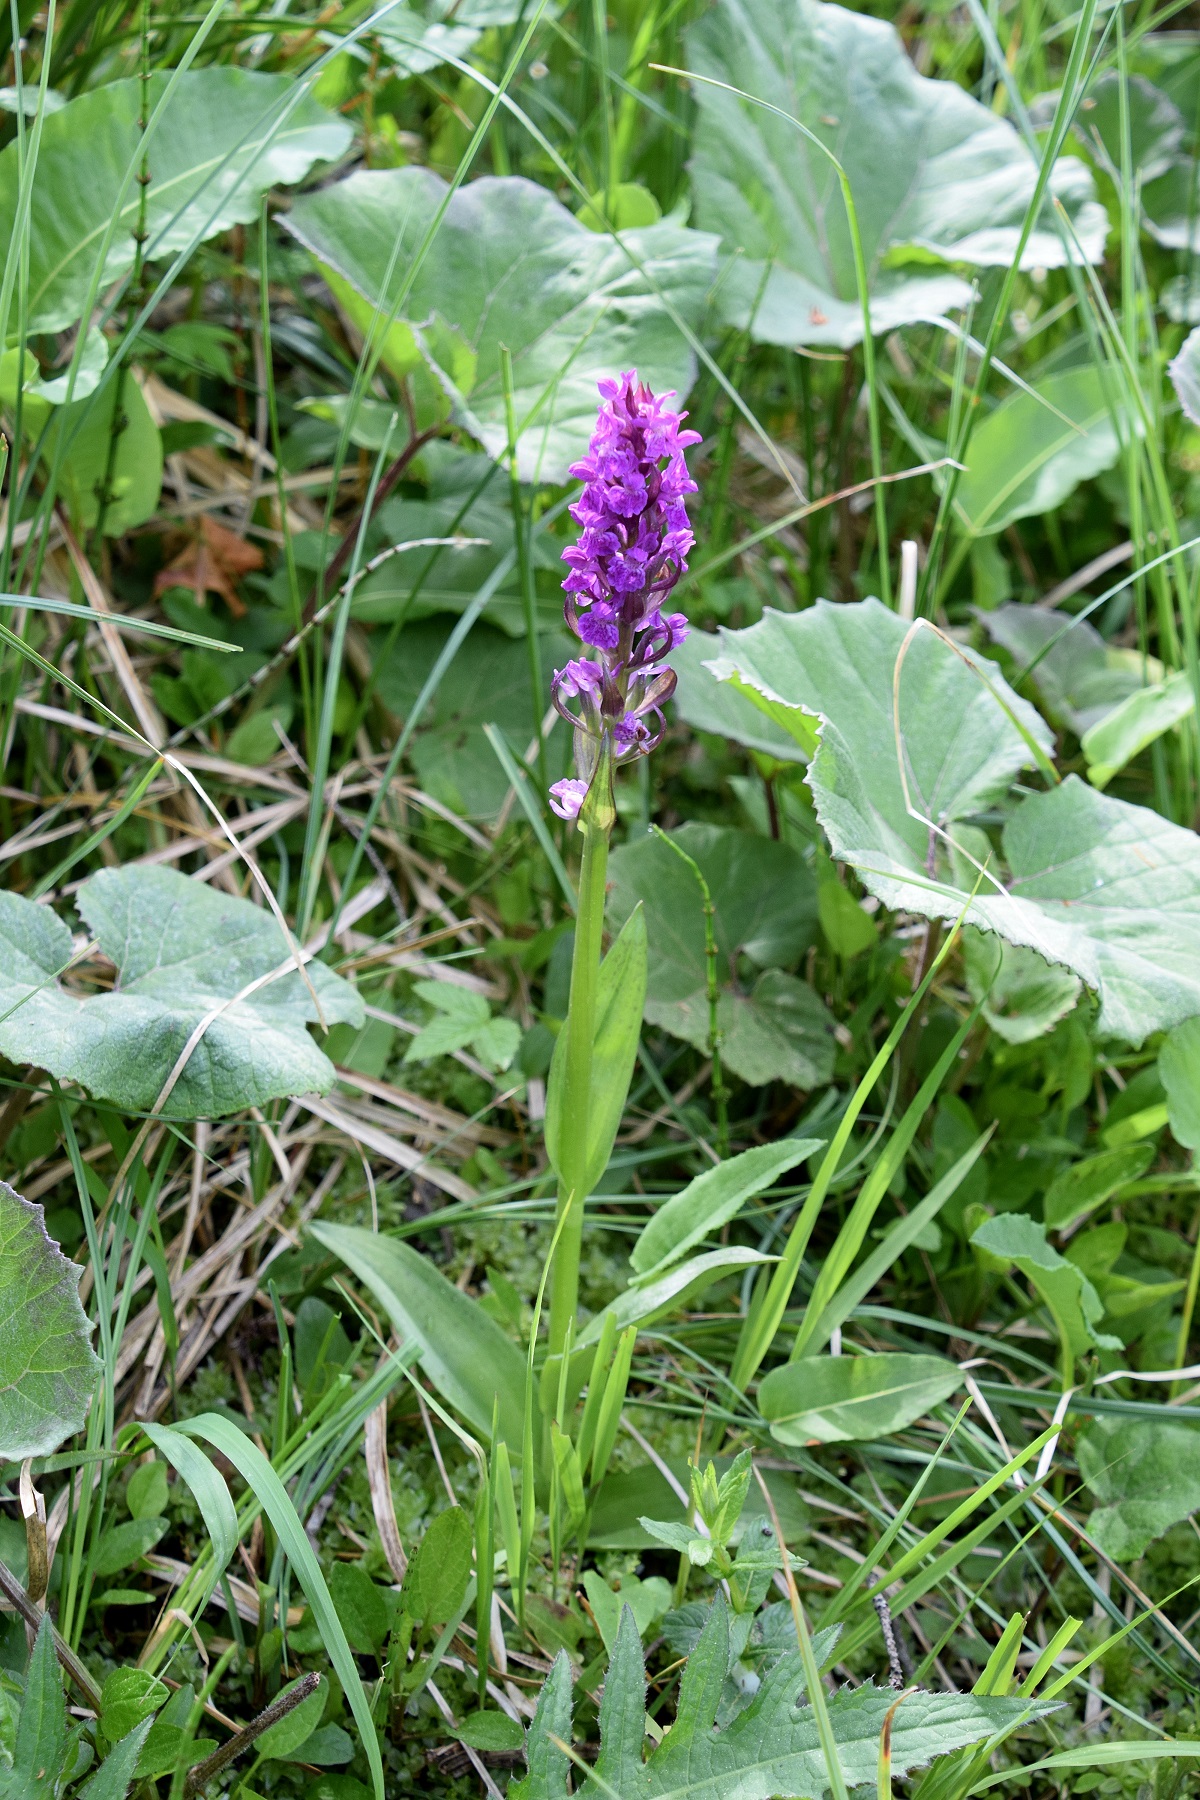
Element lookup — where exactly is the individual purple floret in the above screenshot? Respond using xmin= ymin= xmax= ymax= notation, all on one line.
xmin=549 ymin=778 xmax=589 ymax=821
xmin=550 ymin=372 xmax=699 ymax=811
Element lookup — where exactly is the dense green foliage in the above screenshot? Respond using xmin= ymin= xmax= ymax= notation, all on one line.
xmin=5 ymin=0 xmax=1200 ymax=1797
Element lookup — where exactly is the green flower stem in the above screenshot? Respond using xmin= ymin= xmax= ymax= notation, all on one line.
xmin=549 ymin=812 xmax=611 ymax=1355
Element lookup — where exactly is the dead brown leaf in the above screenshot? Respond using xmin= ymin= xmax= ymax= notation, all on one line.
xmin=154 ymin=515 xmax=264 ymax=616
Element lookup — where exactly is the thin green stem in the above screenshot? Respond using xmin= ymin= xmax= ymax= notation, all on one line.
xmin=549 ymin=813 xmax=610 ymax=1355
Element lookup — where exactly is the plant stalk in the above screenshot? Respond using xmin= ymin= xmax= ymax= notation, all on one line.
xmin=548 ymin=812 xmax=610 ymax=1355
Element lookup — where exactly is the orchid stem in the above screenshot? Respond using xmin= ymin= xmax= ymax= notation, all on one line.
xmin=549 ymin=813 xmax=610 ymax=1355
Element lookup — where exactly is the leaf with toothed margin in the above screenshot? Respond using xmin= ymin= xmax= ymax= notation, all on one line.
xmin=0 ymin=1184 xmax=99 ymax=1460
xmin=0 ymin=866 xmax=362 ymax=1119
xmin=511 ymin=1593 xmax=1059 ymax=1799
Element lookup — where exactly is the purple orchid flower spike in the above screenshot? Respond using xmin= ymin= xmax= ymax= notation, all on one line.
xmin=550 ymin=371 xmax=700 ymax=819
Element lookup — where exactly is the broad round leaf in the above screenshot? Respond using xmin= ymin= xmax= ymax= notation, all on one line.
xmin=688 ymin=0 xmax=1106 ymax=347
xmin=0 ymin=1184 xmax=100 ymax=1460
xmin=456 ymin=1710 xmax=526 ymax=1754
xmin=0 ymin=70 xmax=351 ymax=334
xmin=712 ymin=599 xmax=1200 ymax=1044
xmin=0 ymin=868 xmax=363 ymax=1119
xmin=952 ymin=368 xmax=1138 ymax=537
xmin=285 ymin=167 xmax=718 ymax=480
xmin=607 ymin=823 xmax=831 ymax=1087
xmin=978 ymin=604 xmax=1151 ymax=737
xmin=1078 ymin=1417 xmax=1200 ymax=1562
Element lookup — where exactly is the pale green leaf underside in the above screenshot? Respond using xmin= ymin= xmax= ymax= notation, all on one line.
xmin=687 ymin=0 xmax=1105 ymax=348
xmin=376 ymin=0 xmax=553 ymax=75
xmin=285 ymin=167 xmax=719 ymax=480
xmin=0 ymin=69 xmax=350 ymax=334
xmin=759 ymin=1351 xmax=963 ymax=1445
xmin=0 ymin=867 xmax=362 ymax=1119
xmin=710 ymin=599 xmax=1200 ymax=1045
xmin=0 ymin=1184 xmax=99 ymax=1460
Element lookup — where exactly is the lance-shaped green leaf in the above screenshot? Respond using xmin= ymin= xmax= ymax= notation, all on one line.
xmin=1081 ymin=670 xmax=1195 ymax=788
xmin=0 ymin=1184 xmax=99 ymax=1460
xmin=285 ymin=168 xmax=718 ymax=480
xmin=0 ymin=868 xmax=362 ymax=1119
xmin=576 ymin=1248 xmax=776 ymax=1348
xmin=1077 ymin=1417 xmax=1200 ymax=1562
xmin=309 ymin=1222 xmax=530 ymax=1449
xmin=1043 ymin=1144 xmax=1155 ymax=1231
xmin=509 ymin=1651 xmax=572 ymax=1800
xmin=545 ymin=907 xmax=647 ymax=1197
xmin=759 ymin=1352 xmax=964 ymax=1446
xmin=971 ymin=1213 xmax=1121 ymax=1365
xmin=0 ymin=1617 xmax=67 ymax=1800
xmin=174 ymin=1413 xmax=384 ymax=1800
xmin=631 ymin=1137 xmax=822 ymax=1277
xmin=687 ymin=0 xmax=1105 ymax=348
xmin=0 ymin=70 xmax=351 ymax=334
xmin=514 ymin=1592 xmax=1057 ymax=1799
xmin=710 ymin=598 xmax=1200 ymax=1044
xmin=607 ymin=823 xmax=832 ymax=1089
xmin=978 ymin=604 xmax=1153 ymax=738
xmin=951 ymin=368 xmax=1139 ymax=537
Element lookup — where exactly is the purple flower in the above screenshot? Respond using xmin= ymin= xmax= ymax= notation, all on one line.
xmin=550 ymin=371 xmax=699 ymax=815
xmin=556 ymin=658 xmax=603 ymax=699
xmin=549 ymin=778 xmax=589 ymax=820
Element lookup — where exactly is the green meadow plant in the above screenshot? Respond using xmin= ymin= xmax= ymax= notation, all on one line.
xmin=7 ymin=1 xmax=1200 ymax=1797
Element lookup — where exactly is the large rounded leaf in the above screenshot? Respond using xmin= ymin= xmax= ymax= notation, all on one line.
xmin=710 ymin=599 xmax=1200 ymax=1044
xmin=607 ymin=823 xmax=832 ymax=1087
xmin=688 ymin=0 xmax=1106 ymax=347
xmin=0 ymin=1185 xmax=99 ymax=1460
xmin=952 ymin=368 xmax=1138 ymax=537
xmin=0 ymin=70 xmax=351 ymax=334
xmin=0 ymin=867 xmax=362 ymax=1119
xmin=285 ymin=168 xmax=718 ymax=480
